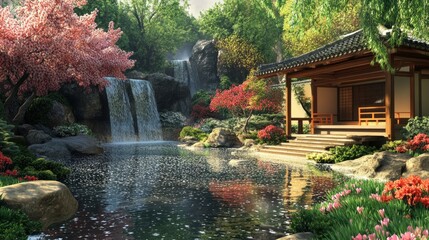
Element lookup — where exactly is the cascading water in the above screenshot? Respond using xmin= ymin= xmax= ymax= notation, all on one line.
xmin=171 ymin=60 xmax=198 ymax=96
xmin=105 ymin=77 xmax=162 ymax=142
xmin=130 ymin=79 xmax=162 ymax=141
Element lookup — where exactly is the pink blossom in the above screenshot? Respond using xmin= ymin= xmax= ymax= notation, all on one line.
xmin=356 ymin=206 xmax=364 ymax=214
xmin=319 ymin=206 xmax=326 ymax=213
xmin=333 ymin=200 xmax=341 ymax=209
xmin=370 ymin=193 xmax=382 ymax=202
xmin=381 ymin=218 xmax=390 ymax=227
xmin=352 ymin=233 xmax=368 ymax=240
xmin=387 ymin=234 xmax=400 ymax=240
xmin=356 ymin=188 xmax=362 ymax=194
xmin=400 ymin=232 xmax=416 ymax=240
xmin=375 ymin=224 xmax=383 ymax=232
xmin=326 ymin=203 xmax=333 ymax=212
xmin=423 ymin=229 xmax=429 ymax=237
xmin=368 ymin=233 xmax=376 ymax=240
xmin=378 ymin=209 xmax=385 ymax=218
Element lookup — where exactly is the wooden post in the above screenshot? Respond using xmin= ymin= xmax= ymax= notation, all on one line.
xmin=385 ymin=55 xmax=395 ymax=139
xmin=285 ymin=75 xmax=292 ymax=137
xmin=419 ymin=72 xmax=422 ymax=117
xmin=410 ymin=65 xmax=415 ymax=118
xmin=310 ymin=80 xmax=317 ymax=134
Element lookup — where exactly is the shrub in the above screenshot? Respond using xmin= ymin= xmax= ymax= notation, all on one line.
xmin=0 ymin=205 xmax=41 ymax=240
xmin=179 ymin=126 xmax=208 ymax=141
xmin=53 ymin=123 xmax=92 ymax=137
xmin=307 ymin=145 xmax=377 ymax=163
xmin=257 ymin=125 xmax=285 ymax=145
xmin=191 ymin=104 xmax=214 ymax=120
xmin=191 ymin=90 xmax=213 ymax=106
xmin=381 ymin=175 xmax=429 ymax=207
xmin=402 ymin=116 xmax=429 ymax=139
xmin=381 ymin=140 xmax=406 ymax=152
xmin=0 ymin=119 xmax=20 ymax=156
xmin=395 ymin=133 xmax=429 ymax=156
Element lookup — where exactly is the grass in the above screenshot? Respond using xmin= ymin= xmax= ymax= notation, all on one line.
xmin=0 ymin=176 xmax=20 ymax=187
xmin=291 ymin=178 xmax=429 ymax=239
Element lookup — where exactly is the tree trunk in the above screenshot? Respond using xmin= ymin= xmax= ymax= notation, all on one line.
xmin=242 ymin=112 xmax=253 ymax=134
xmin=3 ymin=72 xmax=29 ymax=123
xmin=12 ymin=92 xmax=35 ymax=125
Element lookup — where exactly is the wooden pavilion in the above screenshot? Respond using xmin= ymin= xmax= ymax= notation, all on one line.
xmin=256 ymin=29 xmax=429 ymax=140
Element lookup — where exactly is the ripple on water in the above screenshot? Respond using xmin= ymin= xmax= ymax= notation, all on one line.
xmin=33 ymin=143 xmax=338 ymax=240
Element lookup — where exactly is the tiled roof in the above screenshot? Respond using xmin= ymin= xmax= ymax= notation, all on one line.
xmin=256 ymin=29 xmax=429 ymax=77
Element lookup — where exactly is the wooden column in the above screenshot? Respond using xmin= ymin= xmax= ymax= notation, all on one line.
xmin=410 ymin=65 xmax=415 ymax=118
xmin=310 ymin=80 xmax=317 ymax=134
xmin=419 ymin=72 xmax=422 ymax=117
xmin=385 ymin=55 xmax=395 ymax=139
xmin=285 ymin=75 xmax=292 ymax=137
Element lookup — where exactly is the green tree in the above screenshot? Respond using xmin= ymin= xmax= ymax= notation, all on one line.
xmin=282 ymin=0 xmax=360 ymax=56
xmin=291 ymin=0 xmax=429 ymax=69
xmin=123 ymin=0 xmax=199 ymax=71
xmin=199 ymin=0 xmax=285 ymax=64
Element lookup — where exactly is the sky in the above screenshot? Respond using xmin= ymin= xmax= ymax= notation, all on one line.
xmin=188 ymin=0 xmax=223 ymax=18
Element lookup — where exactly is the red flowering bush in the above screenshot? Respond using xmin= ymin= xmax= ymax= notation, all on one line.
xmin=191 ymin=104 xmax=214 ymax=120
xmin=381 ymin=175 xmax=429 ymax=207
xmin=395 ymin=133 xmax=429 ymax=156
xmin=0 ymin=152 xmax=12 ymax=171
xmin=257 ymin=125 xmax=285 ymax=145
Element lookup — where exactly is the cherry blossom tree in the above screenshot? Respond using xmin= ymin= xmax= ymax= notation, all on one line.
xmin=0 ymin=0 xmax=135 ymax=123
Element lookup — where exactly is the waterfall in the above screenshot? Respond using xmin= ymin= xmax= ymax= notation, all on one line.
xmin=130 ymin=79 xmax=162 ymax=141
xmin=171 ymin=60 xmax=198 ymax=96
xmin=105 ymin=77 xmax=163 ymax=142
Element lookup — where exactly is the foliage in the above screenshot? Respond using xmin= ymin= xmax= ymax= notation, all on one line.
xmin=292 ymin=81 xmax=311 ymax=117
xmin=381 ymin=175 xmax=429 ymax=208
xmin=307 ymin=145 xmax=377 ymax=163
xmin=403 ymin=116 xmax=429 ymax=140
xmin=282 ymin=0 xmax=360 ymax=56
xmin=0 ymin=205 xmax=41 ymax=240
xmin=291 ymin=123 xmax=310 ymax=134
xmin=216 ymin=35 xmax=264 ymax=83
xmin=117 ymin=0 xmax=199 ymax=71
xmin=0 ymin=119 xmax=19 ymax=156
xmin=24 ymin=97 xmax=53 ymax=126
xmin=210 ymin=76 xmax=283 ymax=118
xmin=381 ymin=140 xmax=406 ymax=152
xmin=190 ymin=90 xmax=215 ymax=121
xmin=159 ymin=111 xmax=187 ymax=128
xmin=257 ymin=125 xmax=285 ymax=145
xmin=219 ymin=75 xmax=232 ymax=90
xmin=199 ymin=0 xmax=285 ymax=63
xmin=0 ymin=176 xmax=19 ymax=187
xmin=291 ymin=178 xmax=429 ymax=239
xmin=179 ymin=126 xmax=208 ymax=141
xmin=395 ymin=133 xmax=429 ymax=157
xmin=291 ymin=0 xmax=429 ymax=70
xmin=0 ymin=0 xmax=134 ymax=123
xmin=53 ymin=123 xmax=92 ymax=137
xmin=191 ymin=90 xmax=213 ymax=106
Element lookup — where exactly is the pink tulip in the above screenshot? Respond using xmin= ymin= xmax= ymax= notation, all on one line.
xmin=356 ymin=206 xmax=364 ymax=214
xmin=378 ymin=209 xmax=385 ymax=218
xmin=368 ymin=233 xmax=376 ymax=240
xmin=381 ymin=218 xmax=390 ymax=226
xmin=387 ymin=234 xmax=400 ymax=240
xmin=401 ymin=232 xmax=416 ymax=240
xmin=375 ymin=224 xmax=383 ymax=232
xmin=423 ymin=229 xmax=429 ymax=237
xmin=356 ymin=188 xmax=362 ymax=194
xmin=319 ymin=206 xmax=326 ymax=213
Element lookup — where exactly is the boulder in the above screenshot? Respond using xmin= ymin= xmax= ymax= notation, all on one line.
xmin=28 ymin=135 xmax=103 ymax=161
xmin=190 ymin=40 xmax=219 ymax=91
xmin=15 ymin=124 xmax=35 ymax=136
xmin=181 ymin=136 xmax=199 ymax=146
xmin=204 ymin=128 xmax=242 ymax=148
xmin=404 ymin=153 xmax=429 ymax=178
xmin=47 ymin=100 xmax=75 ymax=127
xmin=331 ymin=151 xmax=409 ymax=181
xmin=144 ymin=73 xmax=191 ymax=114
xmin=26 ymin=130 xmax=52 ymax=145
xmin=0 ymin=181 xmax=78 ymax=229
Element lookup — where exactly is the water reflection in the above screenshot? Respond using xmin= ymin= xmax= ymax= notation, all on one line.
xmin=36 ymin=143 xmax=336 ymax=240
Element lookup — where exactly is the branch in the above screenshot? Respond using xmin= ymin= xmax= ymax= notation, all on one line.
xmin=12 ymin=92 xmax=35 ymax=125
xmin=4 ymin=72 xmax=30 ymax=109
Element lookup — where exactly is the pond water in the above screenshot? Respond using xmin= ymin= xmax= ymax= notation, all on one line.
xmin=34 ymin=142 xmax=337 ymax=240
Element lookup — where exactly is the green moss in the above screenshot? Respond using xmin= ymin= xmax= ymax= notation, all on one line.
xmin=179 ymin=126 xmax=208 ymax=141
xmin=53 ymin=123 xmax=92 ymax=137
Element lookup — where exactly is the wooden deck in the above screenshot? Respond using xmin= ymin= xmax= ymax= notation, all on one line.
xmin=314 ymin=124 xmax=387 ymax=137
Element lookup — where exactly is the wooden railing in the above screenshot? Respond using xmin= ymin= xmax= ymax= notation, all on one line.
xmin=291 ymin=117 xmax=311 ymax=134
xmin=358 ymin=106 xmax=386 ymax=125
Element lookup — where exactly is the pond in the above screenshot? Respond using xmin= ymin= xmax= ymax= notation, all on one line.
xmin=33 ymin=142 xmax=337 ymax=240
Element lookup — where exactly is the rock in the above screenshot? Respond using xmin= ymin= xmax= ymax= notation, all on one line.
xmin=204 ymin=128 xmax=243 ymax=148
xmin=28 ymin=135 xmax=103 ymax=161
xmin=192 ymin=141 xmax=206 ymax=148
xmin=331 ymin=151 xmax=409 ymax=181
xmin=144 ymin=73 xmax=191 ymax=114
xmin=277 ymin=232 xmax=315 ymax=240
xmin=404 ymin=153 xmax=429 ymax=178
xmin=228 ymin=159 xmax=251 ymax=167
xmin=190 ymin=40 xmax=219 ymax=91
xmin=47 ymin=100 xmax=75 ymax=127
xmin=243 ymin=139 xmax=256 ymax=147
xmin=0 ymin=181 xmax=78 ymax=229
xmin=26 ymin=130 xmax=52 ymax=145
xmin=181 ymin=136 xmax=199 ymax=146
xmin=15 ymin=124 xmax=35 ymax=136
xmin=7 ymin=135 xmax=27 ymax=145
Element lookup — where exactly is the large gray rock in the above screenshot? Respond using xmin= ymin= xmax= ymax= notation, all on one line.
xmin=404 ymin=153 xmax=429 ymax=178
xmin=47 ymin=100 xmax=75 ymax=127
xmin=26 ymin=130 xmax=52 ymax=145
xmin=0 ymin=181 xmax=78 ymax=229
xmin=331 ymin=151 xmax=410 ymax=181
xmin=28 ymin=135 xmax=103 ymax=161
xmin=204 ymin=128 xmax=242 ymax=148
xmin=144 ymin=73 xmax=191 ymax=114
xmin=190 ymin=40 xmax=219 ymax=91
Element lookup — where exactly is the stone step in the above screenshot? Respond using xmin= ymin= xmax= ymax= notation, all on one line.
xmin=258 ymin=148 xmax=311 ymax=157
